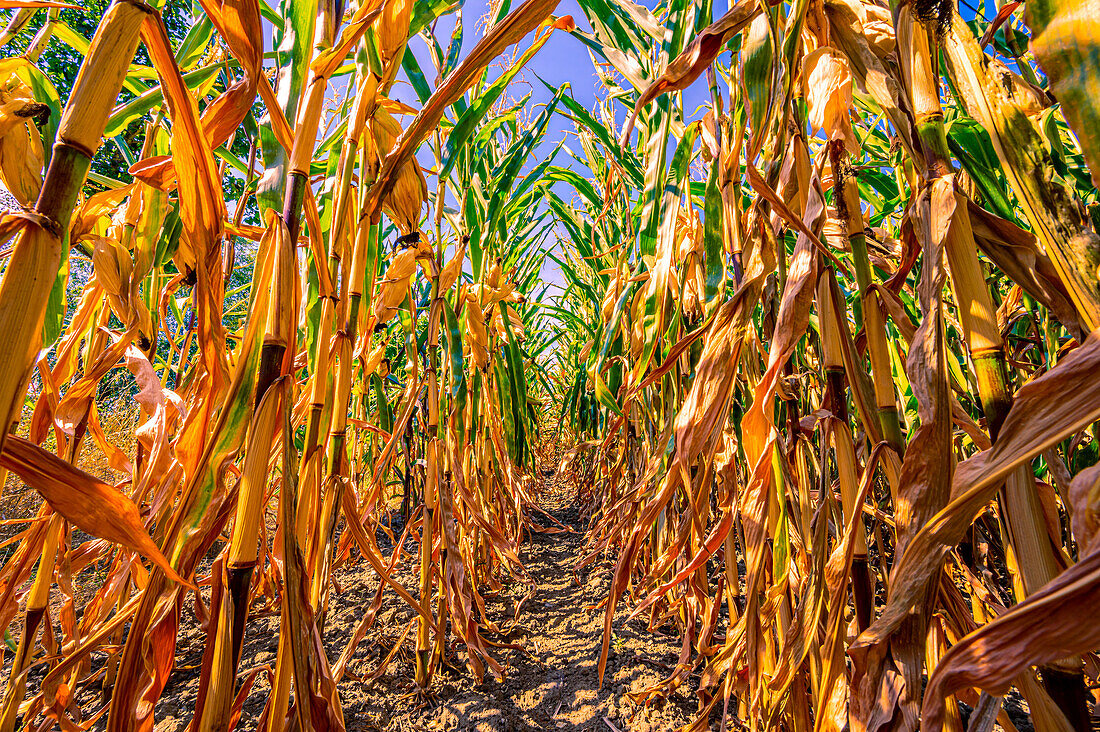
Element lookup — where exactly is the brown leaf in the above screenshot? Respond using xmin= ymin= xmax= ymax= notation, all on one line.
xmin=619 ymin=0 xmax=760 ymax=147
xmin=921 ymin=546 xmax=1100 ymax=731
xmin=141 ymin=13 xmax=229 ymax=392
xmin=852 ymin=329 xmax=1100 ymax=658
xmin=363 ymin=0 xmax=561 ymax=222
xmin=0 ymin=435 xmax=189 ymax=587
xmin=130 ymin=0 xmax=266 ymax=187
xmin=803 ymin=47 xmax=858 ymax=153
xmin=967 ymin=199 xmax=1083 ymax=340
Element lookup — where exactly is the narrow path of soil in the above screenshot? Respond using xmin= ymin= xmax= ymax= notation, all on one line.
xmin=152 ymin=489 xmax=701 ymax=732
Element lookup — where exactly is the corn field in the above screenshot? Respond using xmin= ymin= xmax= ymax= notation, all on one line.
xmin=0 ymin=0 xmax=1098 ymax=728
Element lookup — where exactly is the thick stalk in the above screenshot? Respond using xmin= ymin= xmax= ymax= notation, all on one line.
xmin=278 ymin=0 xmax=341 ymax=619
xmin=196 ymin=262 xmax=288 ymax=731
xmin=312 ymin=221 xmax=372 ymax=619
xmin=908 ymin=13 xmax=1087 ymax=727
xmin=427 ymin=129 xmax=448 ymax=679
xmin=0 ymin=513 xmax=61 ymax=732
xmin=828 ymin=141 xmax=904 ymax=457
xmin=413 ymin=268 xmax=437 ymax=689
xmin=944 ymin=12 xmax=1100 ymax=329
xmin=817 ymin=272 xmax=872 ymax=631
xmin=0 ymin=0 xmax=150 ymax=456
xmin=267 ymin=11 xmax=343 ymax=721
xmin=415 ymin=480 xmax=435 ymax=689
xmin=278 ymin=0 xmax=340 ymax=247
xmin=24 ymin=8 xmax=60 ymax=61
xmin=0 ymin=8 xmax=35 ymax=47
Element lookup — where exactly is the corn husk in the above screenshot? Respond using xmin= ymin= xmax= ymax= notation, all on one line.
xmin=376 ymin=0 xmax=413 ymax=69
xmin=803 ymin=46 xmax=859 ymax=153
xmin=439 ymin=243 xmax=467 ymax=292
xmin=465 ymin=290 xmax=490 ymax=369
xmin=0 ymin=72 xmax=44 ymax=205
xmin=382 ymin=160 xmax=426 ymax=235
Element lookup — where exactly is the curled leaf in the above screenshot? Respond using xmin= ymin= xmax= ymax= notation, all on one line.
xmin=619 ymin=0 xmax=760 ymax=147
xmin=803 ymin=47 xmax=858 ymax=154
xmin=0 ymin=435 xmax=190 ymax=588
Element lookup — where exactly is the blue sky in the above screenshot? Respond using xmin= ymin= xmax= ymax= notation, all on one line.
xmin=400 ymin=0 xmax=713 ymax=290
xmin=405 ymin=0 xmax=715 ymax=147
xmin=392 ymin=0 xmax=1008 ymax=290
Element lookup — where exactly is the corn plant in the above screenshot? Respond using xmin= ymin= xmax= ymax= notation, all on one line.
xmin=2 ymin=0 xmax=1100 ymax=730
xmin=0 ymin=0 xmax=571 ymax=728
xmin=548 ymin=0 xmax=1100 ymax=730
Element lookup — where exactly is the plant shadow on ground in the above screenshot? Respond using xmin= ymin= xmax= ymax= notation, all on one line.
xmin=147 ymin=486 xmax=702 ymax=732
xmin=0 ymin=437 xmax=1042 ymax=732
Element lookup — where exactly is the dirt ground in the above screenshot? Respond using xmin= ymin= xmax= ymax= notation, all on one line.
xmin=150 ymin=492 xmax=702 ymax=732
xmin=0 ymin=409 xmax=702 ymax=732
xmin=0 ymin=421 xmax=1041 ymax=732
